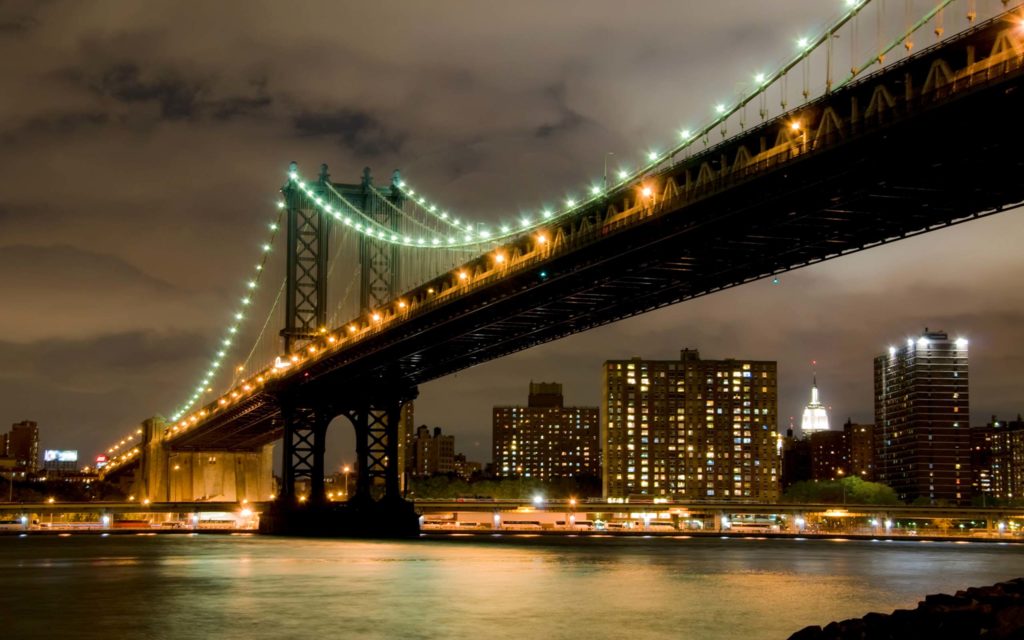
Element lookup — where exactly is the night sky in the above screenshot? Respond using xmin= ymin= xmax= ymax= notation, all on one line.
xmin=2 ymin=0 xmax=1022 ymax=469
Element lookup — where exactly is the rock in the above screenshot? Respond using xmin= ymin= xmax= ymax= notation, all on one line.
xmin=795 ymin=579 xmax=1024 ymax=640
xmin=787 ymin=625 xmax=824 ymax=640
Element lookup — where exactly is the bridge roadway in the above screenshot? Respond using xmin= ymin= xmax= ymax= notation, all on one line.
xmin=3 ymin=500 xmax=1023 ymax=523
xmin=122 ymin=13 xmax=1024 ymax=457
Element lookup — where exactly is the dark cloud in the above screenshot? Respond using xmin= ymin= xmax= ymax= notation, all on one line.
xmin=0 ymin=15 xmax=35 ymax=35
xmin=82 ymin=63 xmax=273 ymax=122
xmin=0 ymin=330 xmax=206 ymax=392
xmin=534 ymin=85 xmax=589 ymax=139
xmin=92 ymin=63 xmax=203 ymax=119
xmin=22 ymin=110 xmax=110 ymax=134
xmin=293 ymin=108 xmax=405 ymax=156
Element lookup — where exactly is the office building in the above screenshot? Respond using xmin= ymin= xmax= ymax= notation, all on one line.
xmin=493 ymin=382 xmax=599 ymax=480
xmin=800 ymin=377 xmax=830 ymax=435
xmin=408 ymin=425 xmax=455 ymax=477
xmin=809 ymin=430 xmax=847 ymax=480
xmin=453 ymin=454 xmax=482 ymax=481
xmin=874 ymin=329 xmax=970 ymax=504
xmin=602 ymin=349 xmax=780 ymax=501
xmin=844 ymin=420 xmax=875 ymax=480
xmin=781 ymin=430 xmax=812 ymax=489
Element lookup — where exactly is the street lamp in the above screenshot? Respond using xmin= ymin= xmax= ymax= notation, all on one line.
xmin=342 ymin=465 xmax=351 ymax=498
xmin=836 ymin=469 xmax=846 ymax=504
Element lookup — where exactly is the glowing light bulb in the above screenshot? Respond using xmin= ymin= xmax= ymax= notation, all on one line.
xmin=276 ymin=202 xmax=285 ymax=209
xmin=372 ymin=312 xmax=382 ymax=321
xmin=798 ymin=37 xmax=810 ymax=49
xmin=641 ymin=186 xmax=653 ymax=198
xmin=647 ymin=151 xmax=658 ymax=161
xmin=458 ymin=272 xmax=468 ymax=281
xmin=754 ymin=73 xmax=766 ymax=84
xmin=679 ymin=129 xmax=692 ymax=139
xmin=618 ymin=169 xmax=628 ymax=179
xmin=495 ymin=253 xmax=505 ymax=264
xmin=715 ymin=104 xmax=726 ymax=114
xmin=566 ymin=198 xmax=576 ymax=207
xmin=590 ymin=186 xmax=601 ymax=195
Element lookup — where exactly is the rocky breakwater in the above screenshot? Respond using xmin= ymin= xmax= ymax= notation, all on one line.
xmin=789 ymin=578 xmax=1024 ymax=639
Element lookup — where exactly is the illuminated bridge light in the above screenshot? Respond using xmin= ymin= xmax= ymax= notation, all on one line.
xmin=372 ymin=312 xmax=382 ymax=322
xmin=641 ymin=186 xmax=653 ymax=198
xmin=290 ymin=355 xmax=300 ymax=363
xmin=458 ymin=272 xmax=468 ymax=281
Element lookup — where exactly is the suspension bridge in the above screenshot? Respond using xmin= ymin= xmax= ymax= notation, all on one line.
xmin=95 ymin=1 xmax=1024 ymax=535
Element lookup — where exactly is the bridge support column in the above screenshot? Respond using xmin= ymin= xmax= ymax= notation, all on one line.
xmin=280 ymin=404 xmax=330 ymax=506
xmin=350 ymin=390 xmax=411 ymax=504
xmin=262 ymin=385 xmax=419 ymax=538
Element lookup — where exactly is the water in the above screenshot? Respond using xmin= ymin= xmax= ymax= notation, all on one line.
xmin=1 ymin=534 xmax=1023 ymax=639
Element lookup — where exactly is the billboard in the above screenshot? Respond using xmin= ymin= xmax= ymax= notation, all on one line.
xmin=95 ymin=454 xmax=108 ymax=468
xmin=43 ymin=450 xmax=78 ymax=463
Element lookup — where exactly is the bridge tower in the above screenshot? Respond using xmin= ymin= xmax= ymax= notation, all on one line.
xmin=270 ymin=163 xmax=417 ymax=536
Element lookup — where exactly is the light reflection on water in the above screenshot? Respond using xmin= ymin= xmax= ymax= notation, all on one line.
xmin=1 ymin=535 xmax=1022 ymax=639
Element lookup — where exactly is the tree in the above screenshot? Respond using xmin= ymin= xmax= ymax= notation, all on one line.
xmin=782 ymin=477 xmax=899 ymax=505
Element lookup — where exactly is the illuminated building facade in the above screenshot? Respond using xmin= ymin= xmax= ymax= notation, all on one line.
xmin=602 ymin=350 xmax=780 ymax=501
xmin=874 ymin=329 xmax=970 ymax=504
xmin=972 ymin=416 xmax=1024 ymax=502
xmin=800 ymin=378 xmax=830 ymax=434
xmin=492 ymin=382 xmax=599 ymax=480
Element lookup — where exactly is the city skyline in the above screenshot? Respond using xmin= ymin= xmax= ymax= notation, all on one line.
xmin=0 ymin=1 xmax=1022 ymax=467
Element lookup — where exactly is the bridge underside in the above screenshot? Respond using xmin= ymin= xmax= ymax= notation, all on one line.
xmin=170 ymin=17 xmax=1024 ymax=453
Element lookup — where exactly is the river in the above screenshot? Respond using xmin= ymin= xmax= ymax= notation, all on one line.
xmin=1 ymin=534 xmax=1023 ymax=639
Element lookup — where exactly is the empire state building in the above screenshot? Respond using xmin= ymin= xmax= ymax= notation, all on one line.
xmin=801 ymin=377 xmax=830 ymax=434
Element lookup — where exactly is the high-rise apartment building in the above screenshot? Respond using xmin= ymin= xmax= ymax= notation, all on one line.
xmin=602 ymin=350 xmax=780 ymax=501
xmin=874 ymin=329 xmax=970 ymax=504
xmin=844 ymin=420 xmax=875 ymax=480
xmin=492 ymin=382 xmax=599 ymax=480
xmin=809 ymin=430 xmax=847 ymax=480
xmin=4 ymin=421 xmax=39 ymax=474
xmin=972 ymin=415 xmax=1024 ymax=502
xmin=408 ymin=425 xmax=455 ymax=477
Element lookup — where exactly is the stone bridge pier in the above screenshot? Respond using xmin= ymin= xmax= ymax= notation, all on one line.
xmin=121 ymin=418 xmax=275 ymax=503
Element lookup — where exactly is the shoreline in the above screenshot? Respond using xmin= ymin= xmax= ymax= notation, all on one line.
xmin=3 ymin=527 xmax=1022 ymax=544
